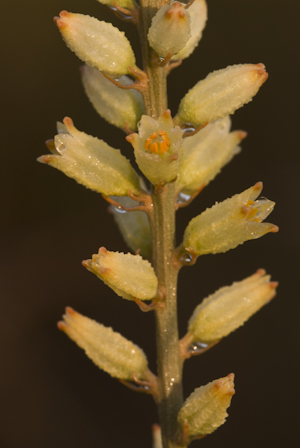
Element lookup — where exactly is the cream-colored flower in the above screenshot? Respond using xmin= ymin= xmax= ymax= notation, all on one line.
xmin=177 ymin=374 xmax=235 ymax=437
xmin=81 ymin=65 xmax=144 ymax=131
xmin=174 ymin=64 xmax=268 ymax=127
xmin=148 ymin=2 xmax=191 ymax=57
xmin=188 ymin=270 xmax=277 ymax=343
xmin=83 ymin=247 xmax=158 ymax=301
xmin=55 ymin=11 xmax=136 ymax=77
xmin=183 ymin=182 xmax=278 ymax=255
xmin=58 ymin=307 xmax=149 ymax=380
xmin=110 ymin=196 xmax=152 ymax=259
xmin=172 ymin=0 xmax=207 ymax=61
xmin=37 ymin=118 xmax=141 ymax=196
xmin=126 ymin=111 xmax=183 ymax=186
xmin=176 ymin=116 xmax=246 ymax=195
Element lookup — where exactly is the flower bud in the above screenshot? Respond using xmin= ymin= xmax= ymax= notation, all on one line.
xmin=37 ymin=118 xmax=140 ymax=196
xmin=177 ymin=116 xmax=246 ymax=195
xmin=126 ymin=111 xmax=183 ymax=186
xmin=54 ymin=11 xmax=136 ymax=77
xmin=177 ymin=374 xmax=235 ymax=437
xmin=110 ymin=196 xmax=152 ymax=259
xmin=174 ymin=64 xmax=268 ymax=127
xmin=188 ymin=270 xmax=277 ymax=343
xmin=96 ymin=0 xmax=135 ymax=9
xmin=172 ymin=0 xmax=207 ymax=61
xmin=148 ymin=2 xmax=191 ymax=57
xmin=58 ymin=307 xmax=149 ymax=380
xmin=183 ymin=182 xmax=278 ymax=255
xmin=83 ymin=247 xmax=158 ymax=301
xmin=81 ymin=65 xmax=144 ymax=131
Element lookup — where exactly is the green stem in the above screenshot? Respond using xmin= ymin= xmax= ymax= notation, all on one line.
xmin=137 ymin=2 xmax=184 ymax=446
xmin=150 ymin=184 xmax=183 ymax=448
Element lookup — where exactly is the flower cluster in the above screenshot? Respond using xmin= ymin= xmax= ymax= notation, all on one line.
xmin=39 ymin=0 xmax=278 ymax=445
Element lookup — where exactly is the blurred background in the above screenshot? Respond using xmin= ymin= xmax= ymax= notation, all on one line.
xmin=1 ymin=0 xmax=299 ymax=447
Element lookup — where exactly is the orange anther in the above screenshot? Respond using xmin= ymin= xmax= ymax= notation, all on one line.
xmin=150 ymin=142 xmax=159 ymax=154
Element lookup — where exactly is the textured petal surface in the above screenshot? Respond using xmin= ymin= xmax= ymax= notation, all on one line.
xmin=81 ymin=65 xmax=144 ymax=131
xmin=59 ymin=307 xmax=148 ymax=380
xmin=188 ymin=270 xmax=277 ymax=342
xmin=55 ymin=11 xmax=136 ymax=77
xmin=38 ymin=118 xmax=140 ymax=196
xmin=175 ymin=64 xmax=268 ymax=126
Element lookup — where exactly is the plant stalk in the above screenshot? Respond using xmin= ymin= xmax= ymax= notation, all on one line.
xmin=138 ymin=2 xmax=184 ymax=446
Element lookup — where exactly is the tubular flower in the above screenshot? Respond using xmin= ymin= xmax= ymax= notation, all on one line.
xmin=188 ymin=270 xmax=278 ymax=343
xmin=82 ymin=247 xmax=158 ymax=301
xmin=177 ymin=374 xmax=235 ymax=438
xmin=183 ymin=182 xmax=278 ymax=255
xmin=126 ymin=111 xmax=183 ymax=186
xmin=81 ymin=65 xmax=144 ymax=131
xmin=37 ymin=118 xmax=141 ymax=196
xmin=172 ymin=0 xmax=207 ymax=61
xmin=58 ymin=307 xmax=149 ymax=380
xmin=54 ymin=11 xmax=136 ymax=77
xmin=176 ymin=116 xmax=246 ymax=195
xmin=148 ymin=2 xmax=191 ymax=58
xmin=110 ymin=196 xmax=152 ymax=259
xmin=174 ymin=64 xmax=268 ymax=127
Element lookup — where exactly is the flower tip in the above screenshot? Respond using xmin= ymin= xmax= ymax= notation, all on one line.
xmin=65 ymin=306 xmax=76 ymax=316
xmin=45 ymin=139 xmax=55 ymax=151
xmin=271 ymin=225 xmax=279 ymax=233
xmin=162 ymin=109 xmax=172 ymax=119
xmin=62 ymin=116 xmax=74 ymax=132
xmin=255 ymin=268 xmax=266 ymax=276
xmin=98 ymin=246 xmax=108 ymax=254
xmin=238 ymin=130 xmax=248 ymax=140
xmin=253 ymin=181 xmax=263 ymax=192
xmin=82 ymin=259 xmax=90 ymax=269
xmin=37 ymin=155 xmax=51 ymax=164
xmin=57 ymin=321 xmax=67 ymax=331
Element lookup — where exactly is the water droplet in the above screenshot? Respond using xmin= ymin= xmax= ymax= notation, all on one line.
xmin=189 ymin=341 xmax=209 ymax=353
xmin=181 ymin=123 xmax=196 ymax=135
xmin=113 ymin=205 xmax=127 ymax=214
xmin=177 ymin=191 xmax=191 ymax=205
xmin=179 ymin=251 xmax=194 ymax=265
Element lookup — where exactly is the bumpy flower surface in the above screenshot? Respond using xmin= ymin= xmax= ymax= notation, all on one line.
xmin=58 ymin=307 xmax=149 ymax=380
xmin=55 ymin=11 xmax=136 ymax=77
xmin=172 ymin=0 xmax=207 ymax=61
xmin=110 ymin=196 xmax=152 ymax=258
xmin=183 ymin=182 xmax=278 ymax=255
xmin=81 ymin=65 xmax=144 ymax=131
xmin=96 ymin=0 xmax=135 ymax=9
xmin=177 ymin=374 xmax=235 ymax=437
xmin=148 ymin=2 xmax=191 ymax=57
xmin=37 ymin=118 xmax=140 ymax=196
xmin=174 ymin=64 xmax=268 ymax=126
xmin=83 ymin=247 xmax=158 ymax=301
xmin=126 ymin=111 xmax=183 ymax=186
xmin=188 ymin=270 xmax=277 ymax=343
xmin=177 ymin=116 xmax=246 ymax=195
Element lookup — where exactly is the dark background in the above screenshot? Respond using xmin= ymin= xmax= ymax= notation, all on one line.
xmin=1 ymin=0 xmax=299 ymax=447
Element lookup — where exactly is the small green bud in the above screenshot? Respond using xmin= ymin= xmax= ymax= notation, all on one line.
xmin=37 ymin=118 xmax=141 ymax=196
xmin=126 ymin=111 xmax=183 ymax=186
xmin=54 ymin=11 xmax=136 ymax=77
xmin=174 ymin=64 xmax=268 ymax=127
xmin=83 ymin=247 xmax=158 ymax=301
xmin=58 ymin=307 xmax=149 ymax=380
xmin=110 ymin=196 xmax=152 ymax=259
xmin=81 ymin=65 xmax=144 ymax=131
xmin=183 ymin=182 xmax=278 ymax=255
xmin=188 ymin=270 xmax=278 ymax=343
xmin=177 ymin=116 xmax=246 ymax=195
xmin=177 ymin=374 xmax=235 ymax=437
xmin=148 ymin=2 xmax=191 ymax=57
xmin=172 ymin=0 xmax=207 ymax=61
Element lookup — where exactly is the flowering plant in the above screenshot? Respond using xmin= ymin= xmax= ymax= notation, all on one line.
xmin=39 ymin=1 xmax=278 ymax=447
